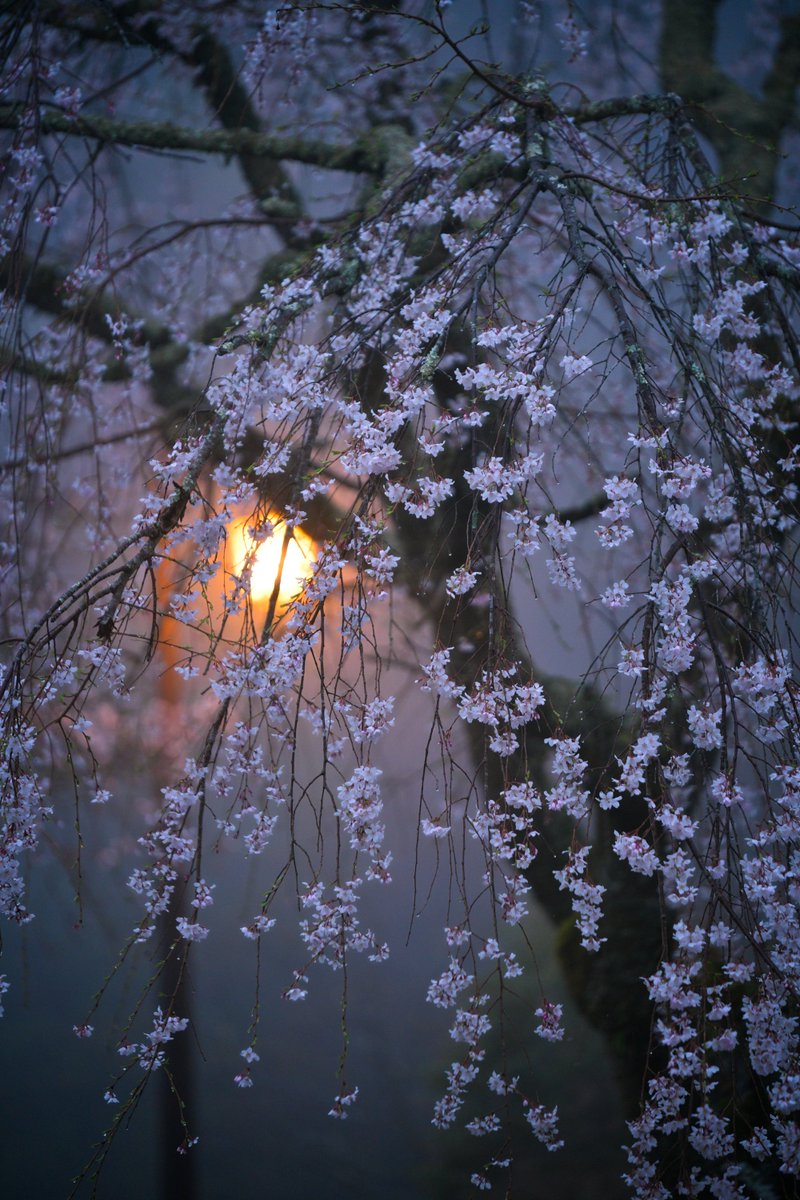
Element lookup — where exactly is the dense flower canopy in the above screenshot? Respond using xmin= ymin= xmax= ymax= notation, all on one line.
xmin=1 ymin=2 xmax=800 ymax=1196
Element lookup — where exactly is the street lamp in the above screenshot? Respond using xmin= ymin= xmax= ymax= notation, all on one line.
xmin=227 ymin=512 xmax=316 ymax=609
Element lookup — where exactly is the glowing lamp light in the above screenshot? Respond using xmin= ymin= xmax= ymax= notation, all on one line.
xmin=227 ymin=513 xmax=316 ymax=606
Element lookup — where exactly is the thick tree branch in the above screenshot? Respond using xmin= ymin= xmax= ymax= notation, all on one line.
xmin=568 ymin=92 xmax=683 ymax=125
xmin=0 ymin=419 xmax=166 ymax=473
xmin=0 ymin=102 xmax=379 ymax=176
xmin=0 ymin=255 xmax=170 ymax=348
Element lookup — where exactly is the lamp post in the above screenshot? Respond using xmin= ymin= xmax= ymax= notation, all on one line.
xmin=151 ymin=506 xmax=317 ymax=1196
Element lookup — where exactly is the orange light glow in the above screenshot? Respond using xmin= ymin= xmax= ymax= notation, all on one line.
xmin=227 ymin=513 xmax=316 ymax=606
